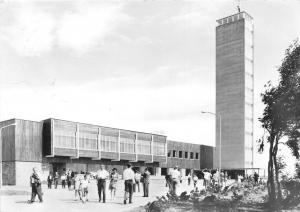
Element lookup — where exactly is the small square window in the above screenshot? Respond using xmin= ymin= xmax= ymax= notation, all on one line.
xmin=190 ymin=152 xmax=194 ymax=159
xmin=185 ymin=152 xmax=188 ymax=159
xmin=179 ymin=151 xmax=182 ymax=158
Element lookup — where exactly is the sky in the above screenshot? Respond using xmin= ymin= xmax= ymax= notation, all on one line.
xmin=0 ymin=0 xmax=299 ymax=170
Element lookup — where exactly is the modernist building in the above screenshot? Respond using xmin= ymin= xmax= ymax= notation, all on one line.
xmin=215 ymin=11 xmax=254 ymax=169
xmin=0 ymin=118 xmax=213 ymax=186
xmin=162 ymin=140 xmax=213 ymax=177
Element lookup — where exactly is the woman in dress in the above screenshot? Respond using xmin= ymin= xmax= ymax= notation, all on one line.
xmin=109 ymin=168 xmax=118 ymax=200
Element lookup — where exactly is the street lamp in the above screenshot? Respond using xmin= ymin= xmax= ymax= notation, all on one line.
xmin=0 ymin=123 xmax=16 ymax=188
xmin=201 ymin=111 xmax=222 ymax=174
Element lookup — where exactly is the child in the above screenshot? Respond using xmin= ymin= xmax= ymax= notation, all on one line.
xmin=74 ymin=173 xmax=83 ymax=200
xmin=80 ymin=175 xmax=90 ymax=203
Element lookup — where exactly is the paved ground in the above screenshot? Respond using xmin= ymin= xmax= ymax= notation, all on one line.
xmin=0 ymin=179 xmax=204 ymax=212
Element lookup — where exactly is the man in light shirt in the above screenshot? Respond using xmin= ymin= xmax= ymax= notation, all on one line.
xmin=96 ymin=164 xmax=109 ymax=203
xmin=203 ymin=169 xmax=212 ymax=189
xmin=170 ymin=166 xmax=180 ymax=195
xmin=123 ymin=163 xmax=135 ymax=204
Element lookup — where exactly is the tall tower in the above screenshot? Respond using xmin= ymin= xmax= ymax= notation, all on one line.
xmin=215 ymin=11 xmax=254 ymax=169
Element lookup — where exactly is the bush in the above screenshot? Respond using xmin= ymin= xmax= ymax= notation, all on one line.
xmin=281 ymin=178 xmax=300 ymax=208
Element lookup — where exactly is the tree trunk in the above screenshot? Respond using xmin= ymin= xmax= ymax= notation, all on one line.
xmin=268 ymin=134 xmax=276 ymax=203
xmin=273 ymin=137 xmax=282 ymax=201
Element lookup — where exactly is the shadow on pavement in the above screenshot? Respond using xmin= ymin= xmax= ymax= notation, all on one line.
xmin=15 ymin=200 xmax=30 ymax=204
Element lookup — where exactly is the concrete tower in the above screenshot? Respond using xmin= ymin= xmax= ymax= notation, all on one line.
xmin=215 ymin=11 xmax=254 ymax=169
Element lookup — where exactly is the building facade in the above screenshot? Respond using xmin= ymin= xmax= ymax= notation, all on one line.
xmin=215 ymin=11 xmax=254 ymax=169
xmin=161 ymin=140 xmax=213 ymax=177
xmin=0 ymin=118 xmax=213 ymax=186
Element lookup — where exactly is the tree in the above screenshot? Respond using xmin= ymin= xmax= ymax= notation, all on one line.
xmin=259 ymin=40 xmax=300 ymax=204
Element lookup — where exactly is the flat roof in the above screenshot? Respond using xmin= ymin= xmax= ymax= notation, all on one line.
xmin=216 ymin=11 xmax=253 ymax=26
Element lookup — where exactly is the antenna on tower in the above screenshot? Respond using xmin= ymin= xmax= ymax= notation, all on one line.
xmin=237 ymin=0 xmax=241 ymax=13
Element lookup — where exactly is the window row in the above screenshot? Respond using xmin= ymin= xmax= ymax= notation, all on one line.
xmin=54 ymin=132 xmax=165 ymax=155
xmin=167 ymin=150 xmax=199 ymax=160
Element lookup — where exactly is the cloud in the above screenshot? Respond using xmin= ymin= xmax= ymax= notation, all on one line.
xmin=0 ymin=4 xmax=55 ymax=57
xmin=56 ymin=2 xmax=131 ymax=54
xmin=0 ymin=1 xmax=131 ymax=56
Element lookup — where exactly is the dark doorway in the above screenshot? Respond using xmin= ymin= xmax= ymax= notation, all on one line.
xmin=161 ymin=168 xmax=167 ymax=176
xmin=186 ymin=169 xmax=191 ymax=176
xmin=132 ymin=166 xmax=140 ymax=172
xmin=147 ymin=167 xmax=154 ymax=175
xmin=52 ymin=163 xmax=66 ymax=175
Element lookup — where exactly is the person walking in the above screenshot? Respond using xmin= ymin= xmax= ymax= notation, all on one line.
xmin=96 ymin=164 xmax=109 ymax=203
xmin=61 ymin=173 xmax=66 ymax=189
xmin=187 ymin=173 xmax=191 ymax=186
xmin=109 ymin=168 xmax=119 ymax=200
xmin=213 ymin=169 xmax=220 ymax=187
xmin=28 ymin=167 xmax=43 ymax=203
xmin=54 ymin=171 xmax=59 ymax=189
xmin=193 ymin=174 xmax=198 ymax=188
xmin=80 ymin=174 xmax=90 ymax=203
xmin=47 ymin=172 xmax=53 ymax=189
xmin=123 ymin=163 xmax=135 ymax=204
xmin=74 ymin=172 xmax=83 ymax=201
xmin=165 ymin=173 xmax=172 ymax=193
xmin=142 ymin=168 xmax=150 ymax=197
xmin=254 ymin=172 xmax=259 ymax=184
xmin=134 ymin=170 xmax=141 ymax=193
xmin=170 ymin=166 xmax=180 ymax=195
xmin=203 ymin=169 xmax=212 ymax=189
xmin=67 ymin=170 xmax=72 ymax=190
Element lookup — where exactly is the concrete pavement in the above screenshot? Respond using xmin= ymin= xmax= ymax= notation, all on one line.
xmin=0 ymin=179 xmax=205 ymax=212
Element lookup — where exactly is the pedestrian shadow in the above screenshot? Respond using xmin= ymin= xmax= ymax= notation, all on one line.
xmin=15 ymin=200 xmax=30 ymax=204
xmin=109 ymin=202 xmax=127 ymax=205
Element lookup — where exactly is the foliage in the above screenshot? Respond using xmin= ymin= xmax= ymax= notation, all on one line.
xmin=259 ymin=39 xmax=300 ymax=202
xmin=281 ymin=178 xmax=300 ymax=209
xmin=144 ymin=181 xmax=269 ymax=212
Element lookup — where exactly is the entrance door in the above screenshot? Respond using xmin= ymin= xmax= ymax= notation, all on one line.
xmin=52 ymin=163 xmax=66 ymax=175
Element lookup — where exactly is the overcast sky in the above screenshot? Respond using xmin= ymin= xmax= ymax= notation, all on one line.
xmin=0 ymin=0 xmax=299 ymax=169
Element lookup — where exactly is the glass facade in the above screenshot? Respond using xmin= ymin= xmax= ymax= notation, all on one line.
xmin=136 ymin=139 xmax=151 ymax=155
xmin=101 ymin=135 xmax=118 ymax=152
xmin=153 ymin=141 xmax=165 ymax=156
xmin=52 ymin=120 xmax=167 ymax=157
xmin=120 ymin=137 xmax=135 ymax=153
xmin=79 ymin=132 xmax=98 ymax=150
xmin=54 ymin=128 xmax=76 ymax=148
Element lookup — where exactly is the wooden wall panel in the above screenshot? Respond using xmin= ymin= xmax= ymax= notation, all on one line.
xmin=15 ymin=120 xmax=43 ymax=162
xmin=101 ymin=151 xmax=118 ymax=160
xmin=54 ymin=148 xmax=77 ymax=157
xmin=1 ymin=119 xmax=16 ymax=162
xmin=120 ymin=153 xmax=135 ymax=161
xmin=79 ymin=150 xmax=98 ymax=158
xmin=153 ymin=155 xmax=166 ymax=163
xmin=137 ymin=154 xmax=152 ymax=163
xmin=200 ymin=145 xmax=214 ymax=169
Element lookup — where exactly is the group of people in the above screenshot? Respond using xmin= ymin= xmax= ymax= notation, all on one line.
xmin=47 ymin=170 xmax=73 ymax=189
xmin=31 ymin=163 xmax=152 ymax=204
xmin=165 ymin=167 xmax=230 ymax=194
xmin=30 ymin=165 xmax=263 ymax=204
xmin=95 ymin=163 xmax=151 ymax=204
